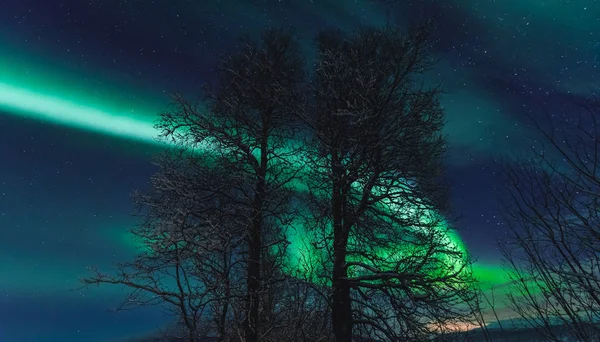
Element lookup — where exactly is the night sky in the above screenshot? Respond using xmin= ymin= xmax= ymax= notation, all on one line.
xmin=1 ymin=1 xmax=599 ymax=341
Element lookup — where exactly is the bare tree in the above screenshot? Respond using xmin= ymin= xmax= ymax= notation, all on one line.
xmin=82 ymin=24 xmax=482 ymax=342
xmin=500 ymin=94 xmax=600 ymax=341
xmin=83 ymin=29 xmax=305 ymax=342
xmin=158 ymin=28 xmax=305 ymax=342
xmin=302 ymin=23 xmax=478 ymax=341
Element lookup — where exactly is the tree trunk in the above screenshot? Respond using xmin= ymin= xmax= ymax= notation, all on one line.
xmin=244 ymin=125 xmax=269 ymax=342
xmin=245 ymin=199 xmax=262 ymax=342
xmin=331 ymin=152 xmax=353 ymax=342
xmin=217 ymin=246 xmax=231 ymax=342
xmin=332 ymin=249 xmax=352 ymax=342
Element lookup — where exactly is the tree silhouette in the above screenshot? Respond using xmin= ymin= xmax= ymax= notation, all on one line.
xmin=83 ymin=24 xmax=480 ymax=342
xmin=84 ymin=29 xmax=305 ymax=342
xmin=303 ymin=23 xmax=477 ymax=341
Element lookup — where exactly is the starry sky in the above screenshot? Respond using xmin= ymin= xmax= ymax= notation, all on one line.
xmin=1 ymin=1 xmax=599 ymax=341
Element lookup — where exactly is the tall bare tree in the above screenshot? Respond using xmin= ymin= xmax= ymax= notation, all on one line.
xmin=303 ymin=23 xmax=477 ymax=341
xmin=158 ymin=28 xmax=305 ymax=342
xmin=84 ymin=29 xmax=305 ymax=342
xmin=83 ymin=24 xmax=481 ymax=342
xmin=500 ymin=95 xmax=600 ymax=341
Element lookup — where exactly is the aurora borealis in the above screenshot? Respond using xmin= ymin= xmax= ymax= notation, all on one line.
xmin=1 ymin=0 xmax=599 ymax=341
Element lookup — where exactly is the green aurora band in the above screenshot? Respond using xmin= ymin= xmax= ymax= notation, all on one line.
xmin=0 ymin=63 xmax=510 ymax=289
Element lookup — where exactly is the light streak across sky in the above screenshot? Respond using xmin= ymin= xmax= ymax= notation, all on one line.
xmin=0 ymin=82 xmax=159 ymax=144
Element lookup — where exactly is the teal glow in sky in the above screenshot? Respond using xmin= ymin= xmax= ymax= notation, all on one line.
xmin=0 ymin=82 xmax=158 ymax=144
xmin=0 ymin=77 xmax=477 ymax=282
xmin=0 ymin=44 xmax=501 ymax=304
xmin=0 ymin=53 xmax=506 ymax=294
xmin=2 ymin=0 xmax=598 ymax=340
